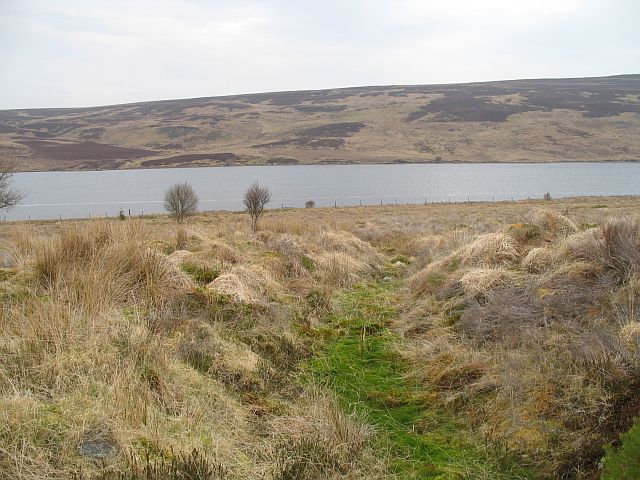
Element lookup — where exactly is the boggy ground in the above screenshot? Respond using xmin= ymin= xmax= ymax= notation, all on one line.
xmin=0 ymin=196 xmax=639 ymax=479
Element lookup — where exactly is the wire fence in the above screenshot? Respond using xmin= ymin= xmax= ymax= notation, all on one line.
xmin=3 ymin=192 xmax=638 ymax=222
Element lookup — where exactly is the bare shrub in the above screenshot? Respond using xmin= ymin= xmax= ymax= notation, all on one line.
xmin=243 ymin=182 xmax=271 ymax=232
xmin=305 ymin=200 xmax=316 ymax=208
xmin=0 ymin=157 xmax=24 ymax=213
xmin=164 ymin=182 xmax=199 ymax=223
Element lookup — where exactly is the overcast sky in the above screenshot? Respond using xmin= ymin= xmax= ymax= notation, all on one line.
xmin=1 ymin=0 xmax=638 ymax=109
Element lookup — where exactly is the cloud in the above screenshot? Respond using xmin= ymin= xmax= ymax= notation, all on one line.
xmin=0 ymin=0 xmax=638 ymax=108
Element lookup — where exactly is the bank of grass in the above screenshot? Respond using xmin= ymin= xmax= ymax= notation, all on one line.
xmin=306 ymin=281 xmax=530 ymax=479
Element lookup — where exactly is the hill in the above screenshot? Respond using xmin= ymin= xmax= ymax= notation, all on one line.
xmin=1 ymin=74 xmax=640 ymax=171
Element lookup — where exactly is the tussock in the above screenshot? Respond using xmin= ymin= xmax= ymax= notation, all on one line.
xmin=318 ymin=230 xmax=383 ymax=269
xmin=24 ymin=222 xmax=188 ymax=309
xmin=269 ymin=392 xmax=379 ymax=478
xmin=619 ymin=322 xmax=640 ymax=350
xmin=168 ymin=249 xmax=193 ymax=264
xmin=405 ymin=210 xmax=640 ymax=476
xmin=209 ymin=240 xmax=242 ymax=264
xmin=521 ymin=246 xmax=562 ymax=273
xmin=409 ymin=254 xmax=460 ymax=296
xmin=561 ymin=227 xmax=602 ymax=261
xmin=312 ymin=252 xmax=374 ymax=287
xmin=532 ymin=209 xmax=578 ymax=238
xmin=460 ymin=232 xmax=519 ymax=267
xmin=459 ymin=268 xmax=521 ymax=296
xmin=207 ymin=264 xmax=283 ymax=303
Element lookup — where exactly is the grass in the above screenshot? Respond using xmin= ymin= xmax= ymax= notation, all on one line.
xmin=306 ymin=281 xmax=529 ymax=479
xmin=602 ymin=417 xmax=640 ymax=480
xmin=180 ymin=263 xmax=219 ymax=285
xmin=2 ymin=198 xmax=640 ymax=479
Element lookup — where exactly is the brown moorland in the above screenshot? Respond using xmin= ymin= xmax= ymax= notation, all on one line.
xmin=1 ymin=75 xmax=639 ymax=171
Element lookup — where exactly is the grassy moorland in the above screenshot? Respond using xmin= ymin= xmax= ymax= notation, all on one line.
xmin=1 ymin=196 xmax=640 ymax=479
xmin=1 ymin=75 xmax=639 ymax=171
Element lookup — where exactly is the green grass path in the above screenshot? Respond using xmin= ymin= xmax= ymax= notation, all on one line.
xmin=305 ymin=280 xmax=530 ymax=479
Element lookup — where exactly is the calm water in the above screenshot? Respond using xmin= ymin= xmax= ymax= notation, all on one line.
xmin=4 ymin=162 xmax=640 ymax=221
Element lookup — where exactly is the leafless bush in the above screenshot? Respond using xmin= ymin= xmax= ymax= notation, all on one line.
xmin=0 ymin=157 xmax=24 ymax=213
xmin=305 ymin=200 xmax=315 ymax=208
xmin=243 ymin=182 xmax=271 ymax=232
xmin=164 ymin=182 xmax=199 ymax=223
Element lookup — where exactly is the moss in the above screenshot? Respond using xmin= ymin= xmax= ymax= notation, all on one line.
xmin=444 ymin=301 xmax=469 ymax=325
xmin=301 ymin=255 xmax=315 ymax=271
xmin=602 ymin=417 xmax=640 ymax=480
xmin=581 ymin=222 xmax=599 ymax=230
xmin=507 ymin=223 xmax=541 ymax=242
xmin=391 ymin=255 xmax=411 ymax=265
xmin=0 ymin=268 xmax=17 ymax=281
xmin=180 ymin=263 xmax=219 ymax=286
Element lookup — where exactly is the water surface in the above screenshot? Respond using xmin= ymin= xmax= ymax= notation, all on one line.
xmin=5 ymin=162 xmax=640 ymax=221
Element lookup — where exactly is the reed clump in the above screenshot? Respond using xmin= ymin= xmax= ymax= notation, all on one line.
xmin=0 ymin=218 xmax=385 ymax=479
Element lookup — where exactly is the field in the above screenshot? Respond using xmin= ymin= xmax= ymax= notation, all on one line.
xmin=1 ymin=196 xmax=640 ymax=479
xmin=1 ymin=75 xmax=639 ymax=171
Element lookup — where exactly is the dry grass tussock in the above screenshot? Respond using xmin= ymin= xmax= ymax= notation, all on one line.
xmin=532 ymin=208 xmax=578 ymax=239
xmin=13 ymin=221 xmax=188 ymax=310
xmin=460 ymin=232 xmax=520 ymax=268
xmin=404 ymin=211 xmax=640 ymax=477
xmin=207 ymin=264 xmax=284 ymax=304
xmin=0 ymin=218 xmax=385 ymax=480
xmin=268 ymin=391 xmax=384 ymax=479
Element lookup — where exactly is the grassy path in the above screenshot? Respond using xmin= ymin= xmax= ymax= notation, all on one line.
xmin=305 ymin=280 xmax=530 ymax=479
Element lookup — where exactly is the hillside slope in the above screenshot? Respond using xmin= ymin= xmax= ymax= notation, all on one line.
xmin=1 ymin=75 xmax=639 ymax=171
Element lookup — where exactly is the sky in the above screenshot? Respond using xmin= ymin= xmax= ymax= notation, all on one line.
xmin=1 ymin=0 xmax=639 ymax=109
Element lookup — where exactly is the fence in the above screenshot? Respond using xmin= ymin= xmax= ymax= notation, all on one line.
xmin=3 ymin=193 xmax=637 ymax=222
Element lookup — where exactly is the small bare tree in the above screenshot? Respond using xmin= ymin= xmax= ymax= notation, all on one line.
xmin=305 ymin=200 xmax=316 ymax=208
xmin=0 ymin=157 xmax=24 ymax=214
xmin=243 ymin=182 xmax=271 ymax=232
xmin=164 ymin=182 xmax=199 ymax=223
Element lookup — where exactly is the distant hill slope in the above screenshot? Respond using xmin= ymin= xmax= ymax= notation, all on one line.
xmin=1 ymin=74 xmax=639 ymax=171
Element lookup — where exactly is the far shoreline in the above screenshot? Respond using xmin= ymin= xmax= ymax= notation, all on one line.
xmin=13 ymin=158 xmax=640 ymax=174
